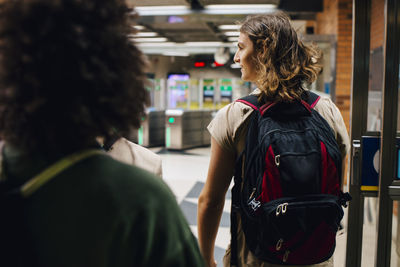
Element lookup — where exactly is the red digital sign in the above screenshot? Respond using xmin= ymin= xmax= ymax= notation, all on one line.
xmin=194 ymin=62 xmax=205 ymax=67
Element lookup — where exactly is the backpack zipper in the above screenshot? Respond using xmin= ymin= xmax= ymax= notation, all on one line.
xmin=270 ymin=199 xmax=339 ymax=217
xmin=274 ymin=151 xmax=318 ymax=167
xmin=259 ymin=128 xmax=316 ymax=146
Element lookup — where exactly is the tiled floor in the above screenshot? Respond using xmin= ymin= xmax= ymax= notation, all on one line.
xmin=150 ymin=146 xmax=400 ymax=267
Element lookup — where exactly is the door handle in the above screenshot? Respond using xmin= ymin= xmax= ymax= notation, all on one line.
xmin=351 ymin=139 xmax=361 ymax=186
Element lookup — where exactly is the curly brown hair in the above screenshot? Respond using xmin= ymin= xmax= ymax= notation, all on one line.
xmin=240 ymin=11 xmax=322 ymax=102
xmin=0 ymin=0 xmax=148 ymax=154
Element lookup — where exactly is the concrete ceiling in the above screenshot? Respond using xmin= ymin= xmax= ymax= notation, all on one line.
xmin=127 ymin=0 xmax=323 ymax=55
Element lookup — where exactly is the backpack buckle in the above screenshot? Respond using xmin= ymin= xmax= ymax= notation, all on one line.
xmin=248 ymin=198 xmax=261 ymax=211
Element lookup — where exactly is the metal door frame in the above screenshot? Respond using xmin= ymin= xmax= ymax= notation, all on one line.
xmin=376 ymin=0 xmax=400 ymax=266
xmin=346 ymin=0 xmax=400 ymax=266
xmin=346 ymin=0 xmax=371 ymax=266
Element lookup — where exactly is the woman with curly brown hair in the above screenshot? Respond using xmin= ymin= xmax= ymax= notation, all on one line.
xmin=0 ymin=0 xmax=203 ymax=266
xmin=198 ymin=12 xmax=349 ymax=267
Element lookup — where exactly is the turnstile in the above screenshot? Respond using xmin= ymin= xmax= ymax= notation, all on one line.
xmin=165 ymin=109 xmax=213 ymax=150
xmin=138 ymin=110 xmax=165 ymax=147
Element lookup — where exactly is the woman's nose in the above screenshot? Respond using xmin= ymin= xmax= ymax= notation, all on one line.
xmin=233 ymin=52 xmax=239 ymax=63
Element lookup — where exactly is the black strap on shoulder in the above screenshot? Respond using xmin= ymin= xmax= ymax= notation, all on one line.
xmin=230 ymin=177 xmax=242 ymax=267
xmin=230 ymin=204 xmax=239 ymax=266
xmin=303 ymin=91 xmax=321 ymax=108
xmin=237 ymin=91 xmax=321 ymax=111
xmin=230 ymin=153 xmax=245 ymax=267
xmin=304 ymin=91 xmax=320 ymax=108
xmin=236 ymin=95 xmax=260 ymax=111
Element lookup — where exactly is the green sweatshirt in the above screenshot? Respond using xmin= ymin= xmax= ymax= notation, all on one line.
xmin=1 ymin=145 xmax=204 ymax=267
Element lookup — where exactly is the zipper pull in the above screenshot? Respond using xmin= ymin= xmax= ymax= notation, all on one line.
xmin=282 ymin=203 xmax=288 ymax=214
xmin=248 ymin=187 xmax=257 ymax=201
xmin=276 ymin=238 xmax=283 ymax=251
xmin=283 ymin=250 xmax=290 ymax=262
xmin=275 ymin=155 xmax=280 ymax=167
xmin=276 ymin=204 xmax=282 ymax=216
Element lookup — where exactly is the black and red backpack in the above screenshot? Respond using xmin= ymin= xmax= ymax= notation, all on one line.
xmin=230 ymin=91 xmax=351 ymax=266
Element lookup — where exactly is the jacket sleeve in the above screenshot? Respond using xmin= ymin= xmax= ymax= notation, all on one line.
xmin=314 ymin=97 xmax=350 ymax=160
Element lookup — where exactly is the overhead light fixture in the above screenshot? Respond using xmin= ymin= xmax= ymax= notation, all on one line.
xmin=162 ymin=51 xmax=190 ymax=57
xmin=228 ymin=37 xmax=239 ymax=42
xmin=137 ymin=42 xmax=237 ymax=56
xmin=135 ymin=5 xmax=190 ymax=16
xmin=133 ymin=37 xmax=168 ymax=42
xmin=218 ymin=25 xmax=240 ymax=30
xmin=137 ymin=42 xmax=176 ymax=47
xmin=204 ymin=4 xmax=277 ymax=15
xmin=137 ymin=42 xmax=234 ymax=48
xmin=131 ymin=32 xmax=158 ymax=37
xmin=133 ymin=25 xmax=145 ymax=30
xmin=206 ymin=4 xmax=276 ymax=9
xmin=223 ymin=31 xmax=240 ymax=37
xmin=184 ymin=42 xmax=224 ymax=47
xmin=134 ymin=4 xmax=276 ymax=16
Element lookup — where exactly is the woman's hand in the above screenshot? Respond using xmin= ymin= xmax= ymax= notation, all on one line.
xmin=208 ymin=259 xmax=217 ymax=267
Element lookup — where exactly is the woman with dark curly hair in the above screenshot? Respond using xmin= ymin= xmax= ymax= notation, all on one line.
xmin=0 ymin=0 xmax=203 ymax=266
xmin=198 ymin=12 xmax=349 ymax=267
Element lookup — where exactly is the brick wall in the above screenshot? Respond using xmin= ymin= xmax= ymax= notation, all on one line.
xmin=370 ymin=0 xmax=384 ymax=50
xmin=335 ymin=0 xmax=352 ymax=131
xmin=316 ymin=0 xmax=352 ymax=131
xmin=316 ymin=0 xmax=338 ymax=35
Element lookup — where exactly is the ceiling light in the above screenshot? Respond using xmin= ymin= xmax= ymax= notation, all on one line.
xmin=184 ymin=42 xmax=224 ymax=47
xmin=218 ymin=25 xmax=240 ymax=30
xmin=162 ymin=52 xmax=190 ymax=57
xmin=133 ymin=25 xmax=145 ymax=30
xmin=224 ymin=31 xmax=240 ymax=37
xmin=206 ymin=4 xmax=276 ymax=9
xmin=228 ymin=37 xmax=239 ymax=42
xmin=132 ymin=32 xmax=158 ymax=37
xmin=134 ymin=4 xmax=276 ymax=16
xmin=137 ymin=42 xmax=177 ymax=47
xmin=133 ymin=37 xmax=168 ymax=42
xmin=204 ymin=4 xmax=277 ymax=15
xmin=135 ymin=5 xmax=190 ymax=16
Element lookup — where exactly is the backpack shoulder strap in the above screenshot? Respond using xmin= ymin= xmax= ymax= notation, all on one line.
xmin=237 ymin=92 xmax=320 ymax=111
xmin=236 ymin=95 xmax=260 ymax=111
xmin=20 ymin=149 xmax=104 ymax=198
xmin=305 ymin=91 xmax=321 ymax=108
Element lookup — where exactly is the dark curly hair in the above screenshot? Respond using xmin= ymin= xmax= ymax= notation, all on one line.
xmin=0 ymin=0 xmax=148 ymax=154
xmin=240 ymin=11 xmax=322 ymax=102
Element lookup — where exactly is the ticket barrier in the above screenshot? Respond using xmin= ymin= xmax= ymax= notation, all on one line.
xmin=138 ymin=110 xmax=165 ymax=147
xmin=165 ymin=109 xmax=213 ymax=150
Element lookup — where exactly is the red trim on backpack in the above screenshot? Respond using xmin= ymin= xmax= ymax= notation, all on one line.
xmin=320 ymin=141 xmax=340 ymax=195
xmin=300 ymin=100 xmax=312 ymax=113
xmin=260 ymin=102 xmax=276 ymax=116
xmin=310 ymin=95 xmax=321 ymax=108
xmin=236 ymin=99 xmax=259 ymax=111
xmin=261 ymin=146 xmax=282 ymax=202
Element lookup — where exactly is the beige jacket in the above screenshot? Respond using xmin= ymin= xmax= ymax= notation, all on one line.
xmin=107 ymin=137 xmax=162 ymax=177
xmin=208 ymin=90 xmax=350 ymax=267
